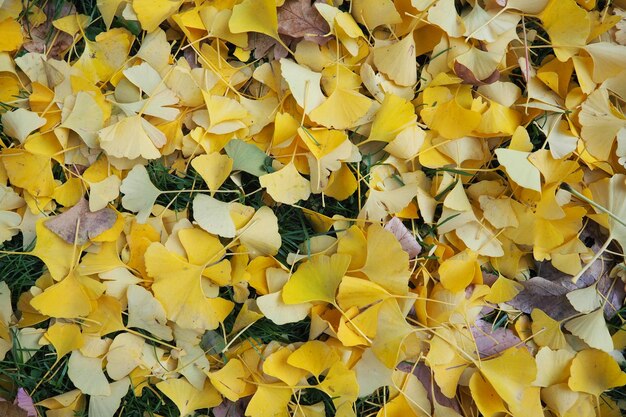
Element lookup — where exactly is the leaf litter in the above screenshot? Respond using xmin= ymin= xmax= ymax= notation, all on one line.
xmin=0 ymin=0 xmax=625 ymax=416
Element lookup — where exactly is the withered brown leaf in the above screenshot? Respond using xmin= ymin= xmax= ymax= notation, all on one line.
xmin=277 ymin=0 xmax=330 ymax=45
xmin=45 ymin=198 xmax=117 ymax=245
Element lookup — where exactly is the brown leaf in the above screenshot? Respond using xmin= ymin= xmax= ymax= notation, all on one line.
xmin=509 ymin=223 xmax=624 ymax=320
xmin=396 ymin=362 xmax=461 ymax=413
xmin=507 ymin=276 xmax=576 ymax=321
xmin=454 ymin=61 xmax=500 ymax=86
xmin=45 ymin=198 xmax=117 ymax=245
xmin=22 ymin=1 xmax=76 ymax=59
xmin=0 ymin=402 xmax=28 ymax=417
xmin=247 ymin=33 xmax=294 ymax=60
xmin=212 ymin=397 xmax=251 ymax=417
xmin=470 ymin=319 xmax=525 ymax=358
xmin=384 ymin=217 xmax=422 ymax=258
xmin=277 ymin=0 xmax=330 ymax=45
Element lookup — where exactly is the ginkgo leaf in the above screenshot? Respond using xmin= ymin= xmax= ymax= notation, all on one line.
xmin=361 ymin=224 xmax=410 ymax=295
xmin=133 ymin=0 xmax=182 ymax=32
xmin=45 ymin=199 xmax=117 ymax=245
xmin=229 ymin=0 xmax=280 ymax=41
xmin=282 ymin=254 xmax=351 ymax=304
xmin=145 ymin=242 xmax=234 ymax=330
xmin=224 ymin=139 xmax=268 ymax=176
xmin=44 ymin=322 xmax=84 ymax=363
xmin=372 ymin=35 xmax=417 ymax=87
xmin=30 ymin=273 xmax=101 ymax=318
xmin=237 ymin=206 xmax=281 ymax=258
xmin=494 ymin=149 xmax=542 ymax=192
xmin=193 ymin=194 xmax=236 ymax=238
xmin=208 ymin=358 xmax=251 ymax=402
xmin=126 ymin=284 xmax=173 ymax=341
xmin=157 ymin=379 xmax=222 ymax=416
xmin=68 ymin=351 xmax=110 ymax=396
xmin=99 ymin=115 xmax=166 ymax=160
xmin=568 ymin=349 xmax=626 ymax=397
xmin=120 ymin=165 xmax=161 ymax=223
xmin=1 ymin=108 xmax=46 ymax=143
xmin=280 ymin=58 xmax=325 ymax=113
xmin=563 ymin=308 xmax=613 ymax=352
xmin=259 ymin=162 xmax=311 ymax=205
xmin=88 ymin=379 xmax=130 ymax=417
xmin=191 ymin=153 xmax=233 ymax=195
xmin=256 ymin=291 xmax=311 ymax=325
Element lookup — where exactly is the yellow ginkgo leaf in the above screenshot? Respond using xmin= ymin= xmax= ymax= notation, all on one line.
xmin=52 ymin=14 xmax=90 ymax=36
xmin=563 ymin=308 xmax=613 ymax=352
xmin=360 ymin=224 xmax=410 ymax=295
xmin=470 ymin=371 xmax=508 ymax=417
xmin=372 ymin=35 xmax=417 ymax=87
xmin=105 ymin=332 xmax=145 ymax=380
xmin=146 ymin=242 xmax=234 ymax=330
xmin=368 ymin=94 xmax=416 ymax=143
xmin=126 ymin=284 xmax=173 ymax=341
xmin=30 ymin=273 xmax=103 ymax=319
xmin=264 ymin=347 xmax=309 ymax=386
xmin=317 ymin=361 xmax=359 ymax=410
xmin=568 ymin=349 xmax=626 ymax=397
xmin=89 ymin=174 xmax=121 ymax=212
xmin=157 ymin=379 xmax=222 ymax=416
xmin=99 ymin=115 xmax=166 ymax=160
xmin=2 ymin=149 xmax=55 ymax=197
xmin=438 ymin=250 xmax=480 ymax=292
xmin=245 ymin=384 xmax=292 ymax=417
xmin=209 ymin=358 xmax=252 ymax=401
xmin=74 ymin=29 xmax=133 ymax=83
xmin=88 ymin=379 xmax=130 ymax=417
xmin=229 ymin=0 xmax=280 ymax=40
xmin=238 ymin=206 xmax=281 ymax=258
xmin=280 ymin=58 xmax=325 ymax=114
xmin=287 ymin=341 xmax=340 ymax=378
xmin=282 ymin=254 xmax=351 ymax=304
xmin=193 ymin=194 xmax=237 ymax=238
xmin=44 ymin=322 xmax=84 ymax=363
xmin=1 ymin=108 xmax=46 ymax=143
xmin=0 ymin=18 xmax=23 ymax=51
xmin=309 ymin=87 xmax=372 ymax=130
xmin=351 ymin=0 xmax=401 ymax=29
xmin=371 ymin=299 xmax=415 ymax=367
xmin=191 ymin=153 xmax=233 ymax=195
xmin=133 ymin=0 xmax=182 ymax=32
xmin=479 ymin=347 xmax=541 ymax=416
xmin=533 ymin=347 xmax=574 ymax=387
xmin=259 ymin=162 xmax=311 ymax=205
xmin=494 ymin=148 xmax=542 ymax=192
xmin=531 ymin=308 xmax=568 ymax=350
xmin=68 ymin=351 xmax=110 ymax=396
xmin=256 ymin=291 xmax=311 ymax=325
xmin=540 ymin=0 xmax=590 ymax=61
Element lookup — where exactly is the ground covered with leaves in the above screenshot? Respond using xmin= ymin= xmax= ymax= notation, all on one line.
xmin=0 ymin=0 xmax=626 ymax=416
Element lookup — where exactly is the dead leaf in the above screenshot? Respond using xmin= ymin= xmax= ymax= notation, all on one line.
xmin=454 ymin=61 xmax=500 ymax=85
xmin=384 ymin=217 xmax=421 ymax=258
xmin=247 ymin=33 xmax=294 ymax=60
xmin=397 ymin=361 xmax=462 ymax=413
xmin=470 ymin=319 xmax=525 ymax=358
xmin=277 ymin=0 xmax=330 ymax=45
xmin=0 ymin=401 xmax=28 ymax=417
xmin=22 ymin=1 xmax=76 ymax=59
xmin=212 ymin=397 xmax=252 ymax=417
xmin=45 ymin=198 xmax=117 ymax=245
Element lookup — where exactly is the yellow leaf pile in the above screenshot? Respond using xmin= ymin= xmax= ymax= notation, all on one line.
xmin=1 ymin=0 xmax=626 ymax=416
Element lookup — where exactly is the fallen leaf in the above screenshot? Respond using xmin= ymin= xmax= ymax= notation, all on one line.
xmin=277 ymin=0 xmax=329 ymax=44
xmin=45 ymin=199 xmax=117 ymax=245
